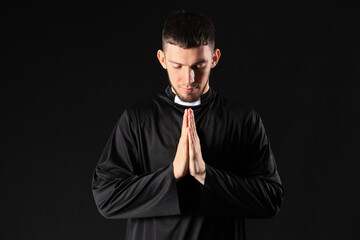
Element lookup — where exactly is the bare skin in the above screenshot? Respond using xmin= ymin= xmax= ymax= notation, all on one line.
xmin=173 ymin=108 xmax=206 ymax=184
xmin=157 ymin=43 xmax=221 ymax=185
xmin=173 ymin=109 xmax=190 ymax=180
xmin=157 ymin=44 xmax=221 ymax=103
xmin=187 ymin=108 xmax=206 ymax=184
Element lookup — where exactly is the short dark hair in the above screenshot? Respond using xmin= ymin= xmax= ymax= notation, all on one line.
xmin=162 ymin=10 xmax=215 ymax=50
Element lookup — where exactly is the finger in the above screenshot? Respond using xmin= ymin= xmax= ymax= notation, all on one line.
xmin=186 ymin=110 xmax=192 ymax=144
xmin=181 ymin=109 xmax=188 ymax=136
xmin=189 ymin=117 xmax=197 ymax=147
xmin=187 ymin=108 xmax=192 ymax=132
xmin=188 ymin=125 xmax=192 ymax=144
xmin=191 ymin=109 xmax=196 ymax=131
xmin=185 ymin=126 xmax=190 ymax=149
xmin=188 ymin=125 xmax=194 ymax=156
xmin=189 ymin=109 xmax=197 ymax=138
xmin=192 ymin=122 xmax=197 ymax=145
xmin=188 ymin=128 xmax=194 ymax=175
xmin=190 ymin=109 xmax=200 ymax=145
xmin=187 ymin=108 xmax=194 ymax=126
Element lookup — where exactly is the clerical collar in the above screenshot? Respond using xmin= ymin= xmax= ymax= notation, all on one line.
xmin=174 ymin=95 xmax=201 ymax=106
xmin=164 ymin=85 xmax=214 ymax=107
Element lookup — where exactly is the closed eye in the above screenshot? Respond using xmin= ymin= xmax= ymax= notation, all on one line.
xmin=173 ymin=64 xmax=182 ymax=69
xmin=192 ymin=63 xmax=207 ymax=70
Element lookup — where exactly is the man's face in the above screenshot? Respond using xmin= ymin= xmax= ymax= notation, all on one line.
xmin=158 ymin=44 xmax=220 ymax=102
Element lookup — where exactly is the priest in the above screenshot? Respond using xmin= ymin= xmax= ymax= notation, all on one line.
xmin=92 ymin=10 xmax=284 ymax=240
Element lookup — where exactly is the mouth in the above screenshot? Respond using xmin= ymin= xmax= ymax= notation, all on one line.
xmin=182 ymin=87 xmax=195 ymax=93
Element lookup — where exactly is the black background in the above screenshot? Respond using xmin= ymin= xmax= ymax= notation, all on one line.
xmin=1 ymin=2 xmax=359 ymax=240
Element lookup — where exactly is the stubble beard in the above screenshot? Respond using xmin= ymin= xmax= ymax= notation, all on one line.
xmin=169 ymin=77 xmax=209 ymax=103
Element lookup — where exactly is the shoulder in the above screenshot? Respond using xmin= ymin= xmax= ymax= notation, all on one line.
xmin=119 ymin=93 xmax=166 ymax=127
xmin=214 ymin=92 xmax=268 ymax=143
xmin=213 ymin=91 xmax=259 ymax=122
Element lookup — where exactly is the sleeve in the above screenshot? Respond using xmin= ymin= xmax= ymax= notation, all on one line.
xmin=198 ymin=110 xmax=284 ymax=218
xmin=91 ymin=110 xmax=181 ymax=219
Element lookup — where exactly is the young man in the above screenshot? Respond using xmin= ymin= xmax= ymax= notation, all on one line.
xmin=92 ymin=10 xmax=284 ymax=240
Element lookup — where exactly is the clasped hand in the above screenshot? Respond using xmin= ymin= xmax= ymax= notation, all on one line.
xmin=173 ymin=108 xmax=206 ymax=184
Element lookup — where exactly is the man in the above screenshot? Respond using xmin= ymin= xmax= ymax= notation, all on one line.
xmin=92 ymin=10 xmax=284 ymax=240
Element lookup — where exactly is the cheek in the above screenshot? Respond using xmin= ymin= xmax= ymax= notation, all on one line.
xmin=167 ymin=69 xmax=181 ymax=83
xmin=195 ymin=69 xmax=210 ymax=82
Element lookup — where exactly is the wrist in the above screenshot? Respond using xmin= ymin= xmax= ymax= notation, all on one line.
xmin=193 ymin=168 xmax=206 ymax=185
xmin=173 ymin=163 xmax=186 ymax=181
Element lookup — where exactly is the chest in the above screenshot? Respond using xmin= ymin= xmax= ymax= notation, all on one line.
xmin=136 ymin=109 xmax=245 ymax=173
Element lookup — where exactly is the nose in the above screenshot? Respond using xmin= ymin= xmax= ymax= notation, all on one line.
xmin=184 ymin=67 xmax=195 ymax=85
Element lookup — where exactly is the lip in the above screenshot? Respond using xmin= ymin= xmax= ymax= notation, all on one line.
xmin=182 ymin=88 xmax=194 ymax=93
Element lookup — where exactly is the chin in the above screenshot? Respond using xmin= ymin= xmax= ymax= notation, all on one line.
xmin=178 ymin=93 xmax=201 ymax=103
xmin=171 ymin=83 xmax=206 ymax=102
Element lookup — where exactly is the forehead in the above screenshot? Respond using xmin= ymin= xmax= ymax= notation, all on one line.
xmin=164 ymin=44 xmax=212 ymax=64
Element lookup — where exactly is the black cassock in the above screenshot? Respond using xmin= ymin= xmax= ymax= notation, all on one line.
xmin=92 ymin=86 xmax=284 ymax=240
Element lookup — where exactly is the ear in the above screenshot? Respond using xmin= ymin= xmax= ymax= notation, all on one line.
xmin=211 ymin=49 xmax=221 ymax=68
xmin=157 ymin=50 xmax=167 ymax=69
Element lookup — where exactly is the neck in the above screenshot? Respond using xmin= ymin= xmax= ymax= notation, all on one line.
xmin=174 ymin=95 xmax=201 ymax=106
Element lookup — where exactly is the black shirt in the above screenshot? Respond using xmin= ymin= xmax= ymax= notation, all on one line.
xmin=92 ymin=86 xmax=284 ymax=240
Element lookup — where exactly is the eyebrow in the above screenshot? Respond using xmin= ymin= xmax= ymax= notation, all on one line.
xmin=168 ymin=59 xmax=207 ymax=67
